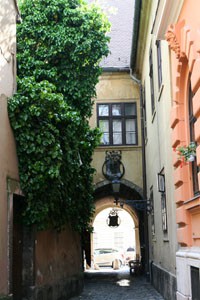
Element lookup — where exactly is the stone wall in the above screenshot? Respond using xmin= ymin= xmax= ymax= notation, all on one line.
xmin=151 ymin=262 xmax=177 ymax=300
xmin=22 ymin=226 xmax=83 ymax=300
xmin=30 ymin=274 xmax=83 ymax=300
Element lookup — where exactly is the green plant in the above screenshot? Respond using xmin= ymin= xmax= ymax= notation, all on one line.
xmin=176 ymin=142 xmax=197 ymax=163
xmin=8 ymin=0 xmax=110 ymax=231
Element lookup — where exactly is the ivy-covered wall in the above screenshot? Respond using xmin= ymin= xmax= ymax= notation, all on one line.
xmin=8 ymin=0 xmax=110 ymax=232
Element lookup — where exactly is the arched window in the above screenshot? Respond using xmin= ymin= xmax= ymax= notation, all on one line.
xmin=188 ymin=83 xmax=199 ymax=195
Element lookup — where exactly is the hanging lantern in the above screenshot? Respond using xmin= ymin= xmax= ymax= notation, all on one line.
xmin=106 ymin=209 xmax=121 ymax=228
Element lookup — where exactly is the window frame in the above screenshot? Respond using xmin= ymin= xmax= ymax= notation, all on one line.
xmin=188 ymin=83 xmax=199 ymax=195
xmin=150 ymin=186 xmax=155 ymax=236
xmin=156 ymin=40 xmax=162 ymax=89
xmin=142 ymin=82 xmax=147 ymax=140
xmin=149 ymin=47 xmax=155 ymax=114
xmin=97 ymin=102 xmax=138 ymax=146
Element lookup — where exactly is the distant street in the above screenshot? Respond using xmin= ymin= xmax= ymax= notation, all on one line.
xmin=70 ymin=267 xmax=164 ymax=300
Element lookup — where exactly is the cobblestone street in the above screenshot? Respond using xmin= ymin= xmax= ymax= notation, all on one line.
xmin=71 ymin=267 xmax=164 ymax=300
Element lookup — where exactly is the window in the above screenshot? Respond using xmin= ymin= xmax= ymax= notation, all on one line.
xmin=188 ymin=83 xmax=199 ymax=195
xmin=158 ymin=171 xmax=168 ymax=232
xmin=161 ymin=192 xmax=168 ymax=232
xmin=149 ymin=48 xmax=155 ymax=114
xmin=150 ymin=187 xmax=155 ymax=235
xmin=191 ymin=266 xmax=200 ymax=300
xmin=97 ymin=103 xmax=137 ymax=146
xmin=142 ymin=83 xmax=147 ymax=140
xmin=156 ymin=40 xmax=162 ymax=89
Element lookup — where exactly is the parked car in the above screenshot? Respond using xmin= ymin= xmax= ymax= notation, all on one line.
xmin=94 ymin=248 xmax=124 ymax=268
xmin=125 ymin=247 xmax=136 ymax=264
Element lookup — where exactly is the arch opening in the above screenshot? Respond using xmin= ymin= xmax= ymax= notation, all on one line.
xmin=90 ymin=207 xmax=138 ymax=270
xmin=82 ymin=180 xmax=148 ymax=274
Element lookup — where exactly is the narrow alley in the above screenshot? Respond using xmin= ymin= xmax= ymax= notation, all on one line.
xmin=71 ymin=267 xmax=164 ymax=300
xmin=2 ymin=1 xmax=200 ymax=300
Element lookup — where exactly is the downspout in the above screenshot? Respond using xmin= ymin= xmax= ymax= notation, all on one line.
xmin=130 ymin=71 xmax=147 ymax=206
xmin=13 ymin=0 xmax=22 ymax=23
xmin=130 ymin=70 xmax=149 ymax=279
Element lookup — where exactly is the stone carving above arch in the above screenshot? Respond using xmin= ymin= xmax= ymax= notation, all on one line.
xmin=166 ymin=25 xmax=181 ymax=58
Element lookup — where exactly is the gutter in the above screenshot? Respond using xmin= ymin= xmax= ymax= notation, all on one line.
xmin=130 ymin=71 xmax=147 ymax=207
xmin=102 ymin=67 xmax=130 ymax=73
xmin=130 ymin=0 xmax=142 ymax=70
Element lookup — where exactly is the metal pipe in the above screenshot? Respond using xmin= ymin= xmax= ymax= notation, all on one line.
xmin=130 ymin=70 xmax=150 ymax=279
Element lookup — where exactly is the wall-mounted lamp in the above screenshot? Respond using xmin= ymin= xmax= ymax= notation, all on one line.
xmin=106 ymin=209 xmax=121 ymax=227
xmin=112 ymin=179 xmax=120 ymax=205
xmin=157 ymin=173 xmax=165 ymax=193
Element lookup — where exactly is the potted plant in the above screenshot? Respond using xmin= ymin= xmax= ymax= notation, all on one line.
xmin=175 ymin=142 xmax=197 ymax=163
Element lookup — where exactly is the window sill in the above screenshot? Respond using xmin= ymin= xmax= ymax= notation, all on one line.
xmin=183 ymin=193 xmax=200 ymax=205
xmin=183 ymin=193 xmax=200 ymax=211
xmin=163 ymin=238 xmax=169 ymax=242
xmin=96 ymin=145 xmax=141 ymax=149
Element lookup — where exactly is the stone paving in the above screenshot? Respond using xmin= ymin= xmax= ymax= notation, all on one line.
xmin=70 ymin=267 xmax=164 ymax=300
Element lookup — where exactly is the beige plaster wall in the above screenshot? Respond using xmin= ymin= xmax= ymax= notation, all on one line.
xmin=93 ymin=196 xmax=141 ymax=258
xmin=135 ymin=0 xmax=177 ymax=276
xmin=0 ymin=0 xmax=19 ymax=295
xmin=92 ymin=147 xmax=142 ymax=187
xmin=90 ymin=72 xmax=143 ymax=188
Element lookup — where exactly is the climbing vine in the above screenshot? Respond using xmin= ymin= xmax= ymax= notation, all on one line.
xmin=8 ymin=0 xmax=110 ymax=231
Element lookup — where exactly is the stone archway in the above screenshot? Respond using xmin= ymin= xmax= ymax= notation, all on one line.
xmin=83 ymin=179 xmax=148 ymax=272
xmin=91 ymin=196 xmax=141 ymax=266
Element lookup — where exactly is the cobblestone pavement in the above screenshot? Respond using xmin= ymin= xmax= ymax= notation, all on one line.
xmin=71 ymin=267 xmax=164 ymax=300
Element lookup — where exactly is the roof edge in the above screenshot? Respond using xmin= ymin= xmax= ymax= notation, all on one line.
xmin=130 ymin=0 xmax=142 ymax=71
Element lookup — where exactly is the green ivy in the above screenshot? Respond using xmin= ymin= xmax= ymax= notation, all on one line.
xmin=8 ymin=0 xmax=110 ymax=231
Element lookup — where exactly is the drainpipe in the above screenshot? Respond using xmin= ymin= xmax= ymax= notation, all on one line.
xmin=130 ymin=70 xmax=150 ymax=280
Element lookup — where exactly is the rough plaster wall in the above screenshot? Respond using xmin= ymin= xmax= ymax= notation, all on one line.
xmin=35 ymin=227 xmax=82 ymax=286
xmin=0 ymin=0 xmax=17 ymax=98
xmin=0 ymin=0 xmax=18 ymax=295
xmin=88 ymin=0 xmax=135 ymax=68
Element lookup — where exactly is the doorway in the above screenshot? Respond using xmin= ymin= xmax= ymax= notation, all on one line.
xmin=12 ymin=194 xmax=24 ymax=300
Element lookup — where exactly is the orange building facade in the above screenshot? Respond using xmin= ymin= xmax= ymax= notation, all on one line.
xmin=166 ymin=1 xmax=200 ymax=299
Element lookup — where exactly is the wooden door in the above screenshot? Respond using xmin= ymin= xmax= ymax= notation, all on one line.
xmin=12 ymin=194 xmax=24 ymax=300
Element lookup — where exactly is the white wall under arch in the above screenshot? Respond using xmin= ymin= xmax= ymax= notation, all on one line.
xmin=91 ymin=196 xmax=141 ymax=265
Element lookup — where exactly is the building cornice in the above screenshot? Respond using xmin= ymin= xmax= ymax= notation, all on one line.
xmin=131 ymin=0 xmax=152 ymax=77
xmin=151 ymin=0 xmax=184 ymax=40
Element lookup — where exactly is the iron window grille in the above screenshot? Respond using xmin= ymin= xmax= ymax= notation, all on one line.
xmin=97 ymin=102 xmax=138 ymax=146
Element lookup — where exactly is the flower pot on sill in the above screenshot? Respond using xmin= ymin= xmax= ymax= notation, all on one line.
xmin=187 ymin=155 xmax=195 ymax=162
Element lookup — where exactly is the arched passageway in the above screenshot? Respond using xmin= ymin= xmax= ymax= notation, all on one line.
xmin=93 ymin=208 xmax=136 ymax=252
xmin=83 ymin=179 xmax=148 ymax=274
